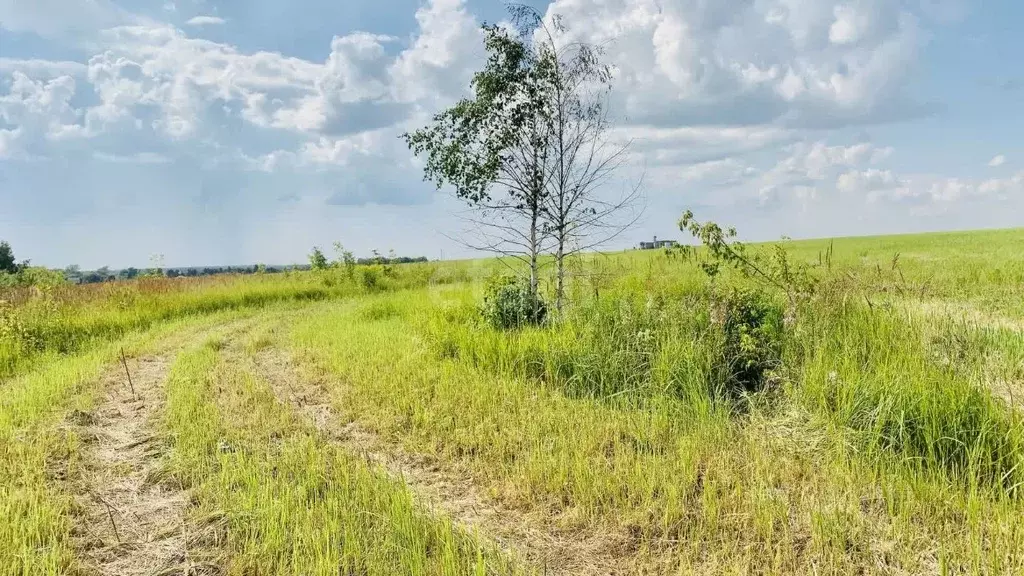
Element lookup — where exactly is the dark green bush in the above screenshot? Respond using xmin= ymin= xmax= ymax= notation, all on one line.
xmin=479 ymin=275 xmax=546 ymax=330
xmin=713 ymin=288 xmax=785 ymax=395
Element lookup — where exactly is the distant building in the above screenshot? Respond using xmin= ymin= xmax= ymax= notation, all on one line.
xmin=639 ymin=236 xmax=679 ymax=250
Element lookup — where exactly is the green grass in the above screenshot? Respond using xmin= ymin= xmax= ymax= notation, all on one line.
xmin=0 ymin=308 xmax=264 ymax=575
xmin=2 ymin=227 xmax=1023 ymax=574
xmin=287 ymin=289 xmax=1024 ymax=573
xmin=161 ymin=335 xmax=522 ymax=575
xmin=0 ymin=262 xmax=450 ymax=379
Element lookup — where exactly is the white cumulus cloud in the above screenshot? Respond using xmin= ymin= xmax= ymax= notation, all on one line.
xmin=543 ymin=0 xmax=926 ymax=129
xmin=1 ymin=0 xmax=1016 ymax=266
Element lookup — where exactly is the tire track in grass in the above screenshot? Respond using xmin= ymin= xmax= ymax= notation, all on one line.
xmin=248 ymin=344 xmax=632 ymax=576
xmin=67 ymin=319 xmax=255 ymax=575
xmin=173 ymin=333 xmax=524 ymax=575
xmin=69 ymin=355 xmax=209 ymax=576
xmin=68 ymin=317 xmax=258 ymax=573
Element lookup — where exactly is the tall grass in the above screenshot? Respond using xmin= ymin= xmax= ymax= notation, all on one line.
xmin=0 ymin=350 xmax=102 ymax=575
xmin=422 ymin=280 xmax=725 ymax=401
xmin=794 ymin=302 xmax=1024 ymax=492
xmin=289 ymin=281 xmax=1024 ymax=573
xmin=0 ymin=263 xmax=451 ymax=379
xmin=424 ymin=255 xmax=1024 ymax=494
xmin=162 ymin=338 xmax=523 ymax=575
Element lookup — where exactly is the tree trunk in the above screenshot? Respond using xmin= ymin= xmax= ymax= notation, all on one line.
xmin=555 ymin=235 xmax=565 ymax=314
xmin=529 ymin=202 xmax=540 ymax=319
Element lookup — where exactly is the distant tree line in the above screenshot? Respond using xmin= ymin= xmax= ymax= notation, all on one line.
xmin=70 ymin=257 xmax=428 ymax=285
xmin=1 ymin=239 xmax=428 ymax=288
xmin=63 ymin=264 xmax=300 ymax=284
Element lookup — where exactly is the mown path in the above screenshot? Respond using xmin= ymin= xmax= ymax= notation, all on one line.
xmin=247 ymin=343 xmax=634 ymax=575
xmin=67 ymin=320 xmax=251 ymax=576
xmin=66 ymin=316 xmax=637 ymax=575
xmin=69 ymin=355 xmax=205 ymax=576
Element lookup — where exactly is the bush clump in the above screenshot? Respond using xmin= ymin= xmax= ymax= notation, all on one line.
xmin=479 ymin=275 xmax=547 ymax=331
xmin=712 ymin=288 xmax=785 ymax=395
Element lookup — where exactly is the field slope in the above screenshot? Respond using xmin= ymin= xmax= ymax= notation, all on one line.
xmin=2 ymin=228 xmax=1023 ymax=575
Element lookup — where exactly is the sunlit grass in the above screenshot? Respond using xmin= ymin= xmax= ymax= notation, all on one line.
xmin=287 ymin=278 xmax=1024 ymax=573
xmin=0 ymin=262 xmax=457 ymax=379
xmin=2 ymin=227 xmax=1023 ymax=575
xmin=0 ymin=309 xmax=263 ymax=575
xmin=162 ymin=338 xmax=523 ymax=575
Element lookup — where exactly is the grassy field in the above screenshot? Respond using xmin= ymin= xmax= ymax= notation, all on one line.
xmin=1 ymin=228 xmax=1022 ymax=575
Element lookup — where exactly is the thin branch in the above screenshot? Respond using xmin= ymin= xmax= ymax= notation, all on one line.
xmin=119 ymin=348 xmax=137 ymax=401
xmin=92 ymin=491 xmax=122 ymax=543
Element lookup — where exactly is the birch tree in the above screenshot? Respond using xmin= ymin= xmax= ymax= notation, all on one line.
xmin=529 ymin=10 xmax=643 ymax=313
xmin=406 ymin=6 xmax=641 ymax=315
xmin=403 ymin=20 xmax=553 ymax=306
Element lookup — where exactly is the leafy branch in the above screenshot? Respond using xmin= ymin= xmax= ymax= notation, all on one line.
xmin=677 ymin=210 xmax=819 ymax=316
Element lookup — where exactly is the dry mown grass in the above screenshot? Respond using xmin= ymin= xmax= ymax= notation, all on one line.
xmin=250 ymin=337 xmax=633 ymax=575
xmin=69 ymin=356 xmax=203 ymax=576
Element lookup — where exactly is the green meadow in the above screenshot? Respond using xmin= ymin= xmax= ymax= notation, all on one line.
xmin=2 ymin=228 xmax=1023 ymax=575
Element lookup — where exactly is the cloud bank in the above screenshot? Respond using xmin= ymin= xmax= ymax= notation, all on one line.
xmin=0 ymin=0 xmax=1019 ymax=267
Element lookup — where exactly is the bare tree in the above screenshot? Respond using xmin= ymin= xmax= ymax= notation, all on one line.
xmin=525 ymin=8 xmax=644 ymax=313
xmin=404 ymin=20 xmax=555 ymax=308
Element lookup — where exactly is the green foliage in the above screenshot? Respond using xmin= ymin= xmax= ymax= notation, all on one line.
xmin=359 ymin=266 xmax=384 ymax=292
xmin=426 ymin=281 xmax=767 ymax=403
xmin=712 ymin=288 xmax=784 ymax=396
xmin=678 ymin=211 xmax=820 ymax=311
xmin=479 ymin=274 xmax=547 ymax=330
xmin=332 ymin=242 xmax=356 ymax=277
xmin=403 ymin=23 xmax=547 ymax=206
xmin=20 ymin=267 xmax=67 ymax=289
xmin=405 ymin=7 xmax=628 ymax=316
xmin=370 ymin=249 xmax=396 ymax=278
xmin=308 ymin=246 xmax=328 ymax=270
xmin=0 ymin=266 xmax=68 ymax=289
xmin=0 ymin=241 xmax=17 ymax=274
xmin=403 ymin=15 xmax=553 ymax=318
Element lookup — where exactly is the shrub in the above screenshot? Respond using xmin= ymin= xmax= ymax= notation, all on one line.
xmin=360 ymin=266 xmax=385 ymax=292
xmin=479 ymin=275 xmax=546 ymax=330
xmin=309 ymin=246 xmax=328 ymax=270
xmin=712 ymin=288 xmax=785 ymax=395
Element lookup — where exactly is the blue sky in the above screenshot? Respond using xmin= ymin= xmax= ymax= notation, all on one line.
xmin=1 ymin=0 xmax=1021 ymax=268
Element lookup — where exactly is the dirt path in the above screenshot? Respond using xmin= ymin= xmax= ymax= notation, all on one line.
xmin=69 ymin=355 xmax=211 ymax=576
xmin=248 ymin=346 xmax=635 ymax=576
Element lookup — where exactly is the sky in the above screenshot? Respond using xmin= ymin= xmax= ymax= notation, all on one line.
xmin=0 ymin=0 xmax=1021 ymax=269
